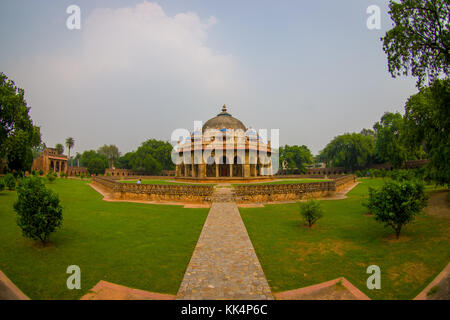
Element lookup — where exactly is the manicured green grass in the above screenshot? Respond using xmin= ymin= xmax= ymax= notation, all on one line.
xmin=0 ymin=178 xmax=209 ymax=299
xmin=240 ymin=178 xmax=450 ymax=300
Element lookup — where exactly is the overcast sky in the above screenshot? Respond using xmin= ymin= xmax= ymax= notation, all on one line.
xmin=0 ymin=0 xmax=418 ymax=155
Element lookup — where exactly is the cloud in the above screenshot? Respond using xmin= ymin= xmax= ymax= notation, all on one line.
xmin=11 ymin=1 xmax=241 ymax=153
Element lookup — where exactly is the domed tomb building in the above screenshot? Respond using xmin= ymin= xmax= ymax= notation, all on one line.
xmin=174 ymin=105 xmax=274 ymax=181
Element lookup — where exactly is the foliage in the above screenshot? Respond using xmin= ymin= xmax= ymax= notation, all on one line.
xmin=46 ymin=172 xmax=56 ymax=183
xmin=80 ymin=150 xmax=108 ymax=175
xmin=365 ymin=180 xmax=427 ymax=238
xmin=318 ymin=133 xmax=375 ymax=170
xmin=54 ymin=143 xmax=64 ymax=155
xmin=116 ymin=139 xmax=174 ymax=174
xmin=279 ymin=145 xmax=313 ymax=173
xmin=13 ymin=176 xmax=63 ymax=243
xmin=0 ymin=73 xmax=41 ymax=173
xmin=299 ymin=197 xmax=323 ymax=228
xmin=4 ymin=173 xmax=16 ymax=190
xmin=373 ymin=112 xmax=407 ymax=168
xmin=0 ymin=178 xmax=5 ymax=192
xmin=97 ymin=144 xmax=121 ymax=168
xmin=31 ymin=142 xmax=46 ymax=159
xmin=403 ymin=79 xmax=450 ymax=185
xmin=381 ymin=0 xmax=449 ymax=87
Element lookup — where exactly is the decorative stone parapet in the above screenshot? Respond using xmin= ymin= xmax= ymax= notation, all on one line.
xmin=92 ymin=176 xmax=214 ymax=203
xmin=234 ymin=175 xmax=356 ymax=203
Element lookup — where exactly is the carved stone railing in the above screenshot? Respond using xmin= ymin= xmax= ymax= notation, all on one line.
xmin=234 ymin=175 xmax=356 ymax=203
xmin=92 ymin=176 xmax=214 ymax=203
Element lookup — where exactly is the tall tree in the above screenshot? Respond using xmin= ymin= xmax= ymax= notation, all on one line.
xmin=0 ymin=73 xmax=41 ymax=172
xmin=279 ymin=145 xmax=313 ymax=173
xmin=319 ymin=133 xmax=375 ymax=170
xmin=403 ymin=78 xmax=449 ymax=185
xmin=381 ymin=0 xmax=449 ymax=87
xmin=373 ymin=112 xmax=407 ymax=168
xmin=97 ymin=144 xmax=121 ymax=168
xmin=55 ymin=143 xmax=64 ymax=155
xmin=65 ymin=137 xmax=75 ymax=161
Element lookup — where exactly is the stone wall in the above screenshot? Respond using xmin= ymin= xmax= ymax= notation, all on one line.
xmin=68 ymin=166 xmax=88 ymax=176
xmin=234 ymin=175 xmax=356 ymax=203
xmin=92 ymin=176 xmax=214 ymax=203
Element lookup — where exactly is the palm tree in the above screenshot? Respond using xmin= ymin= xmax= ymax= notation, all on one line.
xmin=55 ymin=143 xmax=64 ymax=155
xmin=65 ymin=137 xmax=75 ymax=163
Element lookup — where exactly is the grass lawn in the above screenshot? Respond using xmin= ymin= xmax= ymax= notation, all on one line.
xmin=0 ymin=178 xmax=208 ymax=299
xmin=240 ymin=178 xmax=450 ymax=300
xmin=120 ymin=179 xmax=214 ymax=186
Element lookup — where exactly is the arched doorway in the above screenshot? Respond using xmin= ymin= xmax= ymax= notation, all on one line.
xmin=233 ymin=156 xmax=243 ymax=177
xmin=219 ymin=156 xmax=229 ymax=177
xmin=206 ymin=156 xmax=216 ymax=177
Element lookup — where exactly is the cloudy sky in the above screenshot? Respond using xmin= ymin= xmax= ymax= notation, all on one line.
xmin=0 ymin=0 xmax=418 ymax=155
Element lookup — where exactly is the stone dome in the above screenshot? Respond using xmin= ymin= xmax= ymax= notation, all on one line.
xmin=202 ymin=105 xmax=246 ymax=131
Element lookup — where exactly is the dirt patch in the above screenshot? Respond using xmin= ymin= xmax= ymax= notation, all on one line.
xmin=382 ymin=234 xmax=412 ymax=243
xmin=425 ymin=191 xmax=450 ymax=218
xmin=388 ymin=262 xmax=430 ymax=285
xmin=289 ymin=239 xmax=359 ymax=260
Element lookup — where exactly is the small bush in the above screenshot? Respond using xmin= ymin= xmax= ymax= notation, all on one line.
xmin=80 ymin=174 xmax=85 ymax=179
xmin=39 ymin=170 xmax=44 ymax=176
xmin=0 ymin=178 xmax=5 ymax=192
xmin=365 ymin=180 xmax=427 ymax=239
xmin=299 ymin=197 xmax=323 ymax=228
xmin=4 ymin=173 xmax=16 ymax=190
xmin=14 ymin=177 xmax=63 ymax=243
xmin=46 ymin=172 xmax=56 ymax=183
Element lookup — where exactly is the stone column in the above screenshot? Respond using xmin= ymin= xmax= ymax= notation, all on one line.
xmin=184 ymin=164 xmax=188 ymax=177
xmin=244 ymin=164 xmax=251 ymax=178
xmin=216 ymin=164 xmax=219 ymax=177
xmin=230 ymin=164 xmax=233 ymax=177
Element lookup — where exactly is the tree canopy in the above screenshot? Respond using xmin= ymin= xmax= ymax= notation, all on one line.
xmin=373 ymin=112 xmax=407 ymax=168
xmin=80 ymin=150 xmax=108 ymax=175
xmin=97 ymin=144 xmax=121 ymax=168
xmin=381 ymin=0 xmax=449 ymax=87
xmin=403 ymin=78 xmax=450 ymax=185
xmin=279 ymin=145 xmax=313 ymax=173
xmin=318 ymin=133 xmax=375 ymax=170
xmin=116 ymin=139 xmax=174 ymax=175
xmin=0 ymin=73 xmax=41 ymax=172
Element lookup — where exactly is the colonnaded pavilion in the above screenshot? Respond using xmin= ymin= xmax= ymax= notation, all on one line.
xmin=174 ymin=105 xmax=275 ymax=181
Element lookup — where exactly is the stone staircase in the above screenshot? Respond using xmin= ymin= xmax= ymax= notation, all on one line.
xmin=211 ymin=185 xmax=235 ymax=202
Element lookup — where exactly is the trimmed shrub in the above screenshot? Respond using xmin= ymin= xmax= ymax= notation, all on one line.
xmin=4 ymin=173 xmax=16 ymax=190
xmin=14 ymin=176 xmax=63 ymax=243
xmin=46 ymin=172 xmax=56 ymax=183
xmin=0 ymin=178 xmax=5 ymax=192
xmin=365 ymin=180 xmax=427 ymax=239
xmin=39 ymin=170 xmax=44 ymax=176
xmin=299 ymin=197 xmax=323 ymax=228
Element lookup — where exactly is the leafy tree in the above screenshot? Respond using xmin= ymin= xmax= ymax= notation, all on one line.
xmin=318 ymin=133 xmax=375 ymax=170
xmin=0 ymin=73 xmax=41 ymax=173
xmin=381 ymin=0 xmax=449 ymax=87
xmin=4 ymin=173 xmax=16 ymax=190
xmin=365 ymin=180 xmax=427 ymax=239
xmin=403 ymin=79 xmax=450 ymax=185
xmin=87 ymin=158 xmax=107 ymax=175
xmin=279 ymin=145 xmax=313 ymax=173
xmin=14 ymin=176 xmax=63 ymax=243
xmin=55 ymin=143 xmax=64 ymax=155
xmin=80 ymin=150 xmax=108 ymax=168
xmin=373 ymin=112 xmax=407 ymax=168
xmin=299 ymin=197 xmax=323 ymax=228
xmin=116 ymin=139 xmax=174 ymax=174
xmin=65 ymin=137 xmax=75 ymax=161
xmin=97 ymin=144 xmax=121 ymax=168
xmin=116 ymin=152 xmax=134 ymax=169
xmin=131 ymin=153 xmax=161 ymax=175
xmin=32 ymin=142 xmax=46 ymax=159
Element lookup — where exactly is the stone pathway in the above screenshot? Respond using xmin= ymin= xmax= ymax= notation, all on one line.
xmin=176 ymin=187 xmax=273 ymax=300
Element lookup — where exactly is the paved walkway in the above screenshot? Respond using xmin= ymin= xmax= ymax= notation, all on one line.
xmin=176 ymin=187 xmax=273 ymax=300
